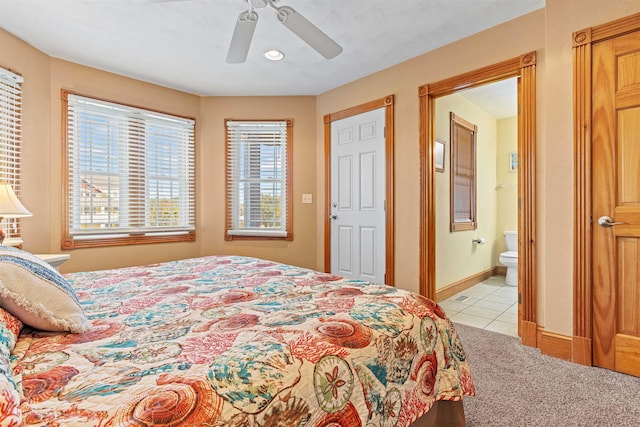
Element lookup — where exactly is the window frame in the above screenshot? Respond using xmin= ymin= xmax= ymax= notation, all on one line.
xmin=449 ymin=112 xmax=478 ymax=232
xmin=61 ymin=90 xmax=196 ymax=249
xmin=224 ymin=119 xmax=293 ymax=241
xmin=0 ymin=66 xmax=25 ymax=245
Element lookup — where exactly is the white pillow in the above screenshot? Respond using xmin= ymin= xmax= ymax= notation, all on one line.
xmin=0 ymin=246 xmax=91 ymax=333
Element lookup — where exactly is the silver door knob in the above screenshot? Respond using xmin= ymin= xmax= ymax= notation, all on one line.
xmin=598 ymin=215 xmax=626 ymax=227
xmin=329 ymin=214 xmax=338 ymax=220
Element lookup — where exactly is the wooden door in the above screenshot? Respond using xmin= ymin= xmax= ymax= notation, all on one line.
xmin=592 ymin=30 xmax=640 ymax=377
xmin=330 ymin=107 xmax=386 ymax=283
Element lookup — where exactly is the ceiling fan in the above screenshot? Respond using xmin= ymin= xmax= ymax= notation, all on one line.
xmin=226 ymin=0 xmax=343 ymax=63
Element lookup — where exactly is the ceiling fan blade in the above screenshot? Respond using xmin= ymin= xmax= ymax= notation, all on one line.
xmin=226 ymin=10 xmax=259 ymax=64
xmin=274 ymin=6 xmax=342 ymax=60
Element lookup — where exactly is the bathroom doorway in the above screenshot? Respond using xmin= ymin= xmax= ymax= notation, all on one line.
xmin=418 ymin=52 xmax=538 ymax=346
xmin=433 ymin=78 xmax=519 ymax=337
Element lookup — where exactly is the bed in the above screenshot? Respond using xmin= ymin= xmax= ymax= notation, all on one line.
xmin=0 ymin=247 xmax=474 ymax=426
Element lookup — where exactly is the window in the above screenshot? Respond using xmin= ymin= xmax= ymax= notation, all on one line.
xmin=450 ymin=112 xmax=477 ymax=231
xmin=225 ymin=120 xmax=292 ymax=240
xmin=62 ymin=91 xmax=195 ymax=248
xmin=0 ymin=66 xmax=24 ymax=244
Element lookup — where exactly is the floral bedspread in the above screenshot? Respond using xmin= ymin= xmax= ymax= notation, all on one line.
xmin=15 ymin=255 xmax=474 ymax=426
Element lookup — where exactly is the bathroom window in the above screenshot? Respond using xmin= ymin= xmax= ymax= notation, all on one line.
xmin=449 ymin=112 xmax=477 ymax=231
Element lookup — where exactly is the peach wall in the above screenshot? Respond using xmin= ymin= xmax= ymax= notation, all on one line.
xmin=198 ymin=96 xmax=317 ymax=269
xmin=46 ymin=58 xmax=203 ymax=273
xmin=1 ymin=28 xmax=318 ymax=275
xmin=4 ymin=0 xmax=640 ymax=337
xmin=0 ymin=29 xmax=51 ymax=255
xmin=538 ymin=0 xmax=640 ymax=334
xmin=316 ymin=9 xmax=545 ymax=297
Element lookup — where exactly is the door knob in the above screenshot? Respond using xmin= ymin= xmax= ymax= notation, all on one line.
xmin=598 ymin=215 xmax=626 ymax=227
xmin=329 ymin=214 xmax=337 ymax=220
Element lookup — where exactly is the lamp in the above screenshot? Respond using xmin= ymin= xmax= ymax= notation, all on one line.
xmin=0 ymin=184 xmax=32 ymax=244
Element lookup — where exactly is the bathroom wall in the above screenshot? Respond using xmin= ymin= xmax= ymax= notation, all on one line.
xmin=435 ymin=93 xmax=497 ymax=289
xmin=495 ymin=116 xmax=518 ymax=263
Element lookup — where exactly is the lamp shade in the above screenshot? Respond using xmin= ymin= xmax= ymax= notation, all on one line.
xmin=0 ymin=184 xmax=32 ymax=218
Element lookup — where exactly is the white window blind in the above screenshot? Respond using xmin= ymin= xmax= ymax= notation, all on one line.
xmin=65 ymin=93 xmax=195 ymax=242
xmin=226 ymin=120 xmax=290 ymax=238
xmin=0 ymin=67 xmax=24 ymax=242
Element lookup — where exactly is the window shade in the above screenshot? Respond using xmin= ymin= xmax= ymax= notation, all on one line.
xmin=450 ymin=112 xmax=477 ymax=231
xmin=65 ymin=93 xmax=195 ymax=241
xmin=226 ymin=120 xmax=290 ymax=238
xmin=0 ymin=67 xmax=24 ymax=241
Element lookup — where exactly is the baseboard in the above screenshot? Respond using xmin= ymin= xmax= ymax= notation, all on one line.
xmin=537 ymin=328 xmax=572 ymax=361
xmin=572 ymin=336 xmax=592 ymax=366
xmin=521 ymin=320 xmax=538 ymax=347
xmin=435 ymin=266 xmax=502 ymax=302
xmin=494 ymin=266 xmax=507 ymax=276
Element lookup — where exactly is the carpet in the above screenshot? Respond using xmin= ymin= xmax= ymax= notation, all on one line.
xmin=454 ymin=323 xmax=640 ymax=426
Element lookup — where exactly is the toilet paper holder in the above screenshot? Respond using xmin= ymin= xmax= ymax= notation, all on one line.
xmin=472 ymin=238 xmax=486 ymax=245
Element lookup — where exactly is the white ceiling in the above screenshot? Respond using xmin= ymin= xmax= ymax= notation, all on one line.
xmin=0 ymin=0 xmax=543 ymax=97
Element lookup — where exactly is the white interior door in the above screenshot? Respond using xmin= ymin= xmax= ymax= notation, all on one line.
xmin=330 ymin=107 xmax=386 ymax=283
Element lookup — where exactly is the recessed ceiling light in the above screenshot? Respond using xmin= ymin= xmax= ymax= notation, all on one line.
xmin=264 ymin=50 xmax=285 ymax=61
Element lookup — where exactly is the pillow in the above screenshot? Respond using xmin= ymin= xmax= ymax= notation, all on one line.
xmin=0 ymin=246 xmax=91 ymax=333
xmin=0 ymin=306 xmax=23 ymax=425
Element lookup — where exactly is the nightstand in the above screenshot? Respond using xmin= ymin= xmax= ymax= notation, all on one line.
xmin=36 ymin=254 xmax=71 ymax=272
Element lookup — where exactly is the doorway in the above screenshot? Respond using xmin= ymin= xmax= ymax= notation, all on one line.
xmin=419 ymin=52 xmax=538 ymax=346
xmin=434 ymin=79 xmax=520 ymax=337
xmin=573 ymin=13 xmax=640 ymax=375
xmin=324 ymin=96 xmax=395 ymax=285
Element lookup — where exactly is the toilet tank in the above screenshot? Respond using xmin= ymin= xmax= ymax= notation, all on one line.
xmin=504 ymin=231 xmax=518 ymax=251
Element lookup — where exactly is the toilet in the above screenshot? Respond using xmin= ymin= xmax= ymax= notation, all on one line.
xmin=499 ymin=231 xmax=518 ymax=286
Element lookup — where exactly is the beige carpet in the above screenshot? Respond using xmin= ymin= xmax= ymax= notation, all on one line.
xmin=454 ymin=323 xmax=640 ymax=426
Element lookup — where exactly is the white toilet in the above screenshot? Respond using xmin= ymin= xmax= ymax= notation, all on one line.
xmin=499 ymin=231 xmax=518 ymax=286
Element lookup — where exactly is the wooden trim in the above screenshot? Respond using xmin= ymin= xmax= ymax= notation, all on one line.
xmin=418 ymin=87 xmax=436 ymax=300
xmin=419 ymin=52 xmax=537 ymax=344
xmin=323 ymin=118 xmax=332 ymax=273
xmin=435 ymin=267 xmax=500 ymax=302
xmin=590 ymin=12 xmax=640 ymax=44
xmin=519 ymin=61 xmax=537 ymax=335
xmin=572 ymin=335 xmax=593 ymax=366
xmin=537 ymin=327 xmax=573 ymax=362
xmin=572 ymin=12 xmax=640 ymax=368
xmin=572 ymin=35 xmax=593 ymax=363
xmin=520 ymin=319 xmax=538 ymax=347
xmin=61 ymin=231 xmax=196 ymax=250
xmin=323 ymin=96 xmax=395 ymax=285
xmin=384 ymin=98 xmax=396 ymax=285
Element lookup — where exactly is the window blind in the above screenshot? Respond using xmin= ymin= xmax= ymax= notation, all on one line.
xmin=450 ymin=112 xmax=477 ymax=232
xmin=65 ymin=93 xmax=195 ymax=241
xmin=226 ymin=120 xmax=289 ymax=238
xmin=0 ymin=67 xmax=24 ymax=241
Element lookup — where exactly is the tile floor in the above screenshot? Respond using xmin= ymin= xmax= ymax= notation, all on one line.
xmin=439 ymin=275 xmax=519 ymax=337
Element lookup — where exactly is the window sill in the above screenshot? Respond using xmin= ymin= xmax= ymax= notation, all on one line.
xmin=225 ymin=232 xmax=292 ymax=241
xmin=61 ymin=231 xmax=196 ymax=249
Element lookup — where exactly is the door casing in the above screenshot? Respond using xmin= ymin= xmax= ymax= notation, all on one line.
xmin=573 ymin=12 xmax=640 ymax=367
xmin=418 ymin=52 xmax=538 ymax=346
xmin=324 ymin=95 xmax=395 ymax=285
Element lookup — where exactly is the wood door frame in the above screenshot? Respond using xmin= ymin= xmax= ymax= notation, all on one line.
xmin=419 ymin=52 xmax=538 ymax=346
xmin=572 ymin=12 xmax=640 ymax=367
xmin=323 ymin=95 xmax=395 ymax=285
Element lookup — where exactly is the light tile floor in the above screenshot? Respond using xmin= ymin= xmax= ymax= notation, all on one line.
xmin=439 ymin=275 xmax=519 ymax=337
